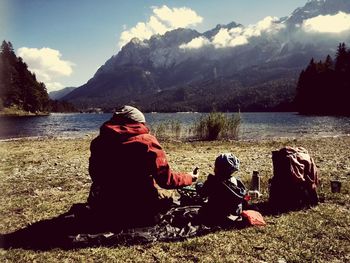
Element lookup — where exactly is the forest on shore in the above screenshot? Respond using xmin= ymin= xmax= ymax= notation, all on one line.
xmin=295 ymin=43 xmax=350 ymax=116
xmin=0 ymin=41 xmax=76 ymax=115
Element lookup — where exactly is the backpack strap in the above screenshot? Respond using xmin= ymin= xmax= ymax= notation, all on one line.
xmin=221 ymin=178 xmax=247 ymax=199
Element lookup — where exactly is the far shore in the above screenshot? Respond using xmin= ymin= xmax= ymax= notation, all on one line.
xmin=0 ymin=107 xmax=50 ymax=117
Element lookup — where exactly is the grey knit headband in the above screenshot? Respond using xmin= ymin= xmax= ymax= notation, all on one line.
xmin=113 ymin=105 xmax=145 ymax=123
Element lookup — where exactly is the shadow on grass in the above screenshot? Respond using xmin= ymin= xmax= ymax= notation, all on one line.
xmin=0 ymin=203 xmax=207 ymax=250
xmin=0 ymin=201 xmax=317 ymax=251
xmin=250 ymin=199 xmax=319 ymax=217
xmin=0 ymin=203 xmax=120 ymax=250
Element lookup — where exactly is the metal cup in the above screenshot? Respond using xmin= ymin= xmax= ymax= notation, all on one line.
xmin=251 ymin=171 xmax=260 ymax=192
xmin=330 ymin=180 xmax=341 ymax=193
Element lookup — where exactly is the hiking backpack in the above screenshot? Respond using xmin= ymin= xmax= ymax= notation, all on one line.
xmin=269 ymin=146 xmax=319 ymax=212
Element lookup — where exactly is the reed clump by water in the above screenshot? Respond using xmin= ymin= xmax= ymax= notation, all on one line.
xmin=151 ymin=120 xmax=183 ymax=140
xmin=150 ymin=112 xmax=241 ymax=141
xmin=194 ymin=112 xmax=241 ymax=140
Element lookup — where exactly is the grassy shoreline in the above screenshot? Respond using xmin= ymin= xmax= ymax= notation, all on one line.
xmin=0 ymin=107 xmax=49 ymax=117
xmin=0 ymin=136 xmax=349 ymax=262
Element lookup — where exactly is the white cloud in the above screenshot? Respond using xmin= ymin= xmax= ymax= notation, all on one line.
xmin=18 ymin=47 xmax=73 ymax=77
xmin=17 ymin=47 xmax=74 ymax=92
xmin=229 ymin=35 xmax=249 ymax=47
xmin=254 ymin=16 xmax=281 ymax=34
xmin=212 ymin=28 xmax=249 ymax=48
xmin=45 ymin=82 xmax=64 ymax=91
xmin=302 ymin=12 xmax=350 ymax=33
xmin=180 ymin=36 xmax=210 ymax=49
xmin=212 ymin=28 xmax=232 ymax=48
xmin=235 ymin=16 xmax=283 ymax=40
xmin=118 ymin=5 xmax=203 ymax=48
xmin=181 ymin=16 xmax=283 ymax=50
xmin=153 ymin=6 xmax=203 ymax=28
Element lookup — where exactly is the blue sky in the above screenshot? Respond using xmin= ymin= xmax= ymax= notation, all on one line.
xmin=0 ymin=0 xmax=307 ymax=91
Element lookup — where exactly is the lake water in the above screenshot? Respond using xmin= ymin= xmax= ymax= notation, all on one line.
xmin=0 ymin=112 xmax=349 ymax=140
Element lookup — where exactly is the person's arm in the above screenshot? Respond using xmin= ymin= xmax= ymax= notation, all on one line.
xmin=149 ymin=140 xmax=194 ymax=189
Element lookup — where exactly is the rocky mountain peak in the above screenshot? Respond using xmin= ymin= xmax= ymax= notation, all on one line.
xmin=203 ymin=21 xmax=241 ymax=38
xmin=149 ymin=28 xmax=200 ymax=48
xmin=287 ymin=0 xmax=350 ymax=25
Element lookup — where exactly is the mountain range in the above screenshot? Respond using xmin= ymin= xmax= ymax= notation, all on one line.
xmin=49 ymin=87 xmax=76 ymax=100
xmin=61 ymin=0 xmax=350 ymax=112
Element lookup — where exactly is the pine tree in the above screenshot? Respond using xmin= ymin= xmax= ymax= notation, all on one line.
xmin=324 ymin=55 xmax=334 ymax=70
xmin=0 ymin=40 xmax=52 ymax=112
xmin=295 ymin=43 xmax=349 ymax=116
xmin=334 ymin=43 xmax=350 ymax=114
xmin=335 ymin=43 xmax=348 ymax=72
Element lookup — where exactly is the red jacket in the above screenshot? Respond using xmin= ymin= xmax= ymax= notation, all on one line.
xmin=87 ymin=121 xmax=193 ymax=218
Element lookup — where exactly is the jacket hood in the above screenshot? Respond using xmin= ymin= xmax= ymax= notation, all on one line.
xmin=101 ymin=122 xmax=150 ymax=138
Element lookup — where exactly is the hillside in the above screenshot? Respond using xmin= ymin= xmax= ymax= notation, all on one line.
xmin=49 ymin=87 xmax=76 ymax=100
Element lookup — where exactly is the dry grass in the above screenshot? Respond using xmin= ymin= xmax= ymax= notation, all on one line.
xmin=0 ymin=136 xmax=349 ymax=262
xmin=0 ymin=106 xmax=49 ymax=116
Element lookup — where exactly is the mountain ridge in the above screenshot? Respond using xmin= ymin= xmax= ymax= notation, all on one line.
xmin=49 ymin=87 xmax=76 ymax=100
xmin=62 ymin=0 xmax=350 ymax=112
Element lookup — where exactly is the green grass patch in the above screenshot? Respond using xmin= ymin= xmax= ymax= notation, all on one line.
xmin=0 ymin=136 xmax=349 ymax=262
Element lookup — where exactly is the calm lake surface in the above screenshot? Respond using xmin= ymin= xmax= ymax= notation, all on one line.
xmin=0 ymin=112 xmax=349 ymax=140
